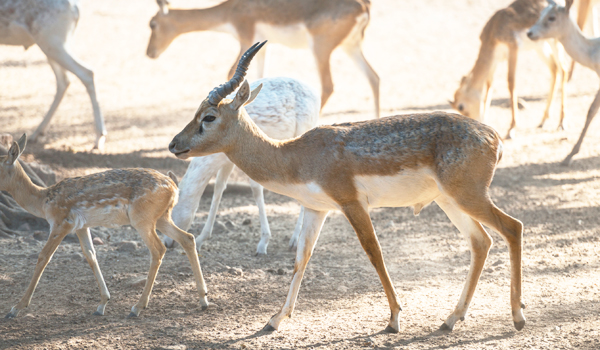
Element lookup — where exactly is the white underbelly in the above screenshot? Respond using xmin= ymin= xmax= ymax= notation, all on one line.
xmin=261 ymin=181 xmax=340 ymax=211
xmin=254 ymin=22 xmax=311 ymax=49
xmin=68 ymin=202 xmax=131 ymax=230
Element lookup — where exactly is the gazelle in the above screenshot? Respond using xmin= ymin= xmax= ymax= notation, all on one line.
xmin=449 ymin=0 xmax=568 ymax=139
xmin=146 ymin=0 xmax=379 ymax=118
xmin=528 ymin=0 xmax=600 ymax=165
xmin=169 ymin=42 xmax=526 ymax=333
xmin=0 ymin=0 xmax=106 ymax=149
xmin=166 ymin=76 xmax=320 ymax=255
xmin=2 ymin=135 xmax=208 ymax=319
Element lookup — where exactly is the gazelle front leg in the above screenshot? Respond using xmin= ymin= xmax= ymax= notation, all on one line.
xmin=562 ymin=87 xmax=600 ymax=165
xmin=263 ymin=209 xmax=329 ymax=331
xmin=5 ymin=223 xmax=73 ymax=319
xmin=342 ymin=201 xmax=402 ymax=333
xmin=288 ymin=206 xmax=305 ymax=250
xmin=435 ymin=197 xmax=492 ymax=330
xmin=76 ymin=228 xmax=111 ymax=316
xmin=506 ymin=45 xmax=519 ymax=139
xmin=249 ymin=178 xmax=272 ymax=255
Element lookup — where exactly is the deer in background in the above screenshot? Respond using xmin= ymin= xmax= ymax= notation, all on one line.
xmin=146 ymin=0 xmax=380 ymax=118
xmin=450 ymin=0 xmax=568 ymax=139
xmin=169 ymin=42 xmax=525 ymax=333
xmin=165 ymin=76 xmax=320 ymax=255
xmin=529 ymin=0 xmax=600 ymax=165
xmin=2 ymin=135 xmax=208 ymax=319
xmin=0 ymin=0 xmax=106 ymax=150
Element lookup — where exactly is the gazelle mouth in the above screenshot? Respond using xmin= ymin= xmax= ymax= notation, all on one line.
xmin=174 ymin=149 xmax=190 ymax=157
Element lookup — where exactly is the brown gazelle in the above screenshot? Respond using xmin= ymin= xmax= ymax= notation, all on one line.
xmin=169 ymin=42 xmax=526 ymax=332
xmin=528 ymin=0 xmax=600 ymax=165
xmin=2 ymin=135 xmax=208 ymax=319
xmin=146 ymin=0 xmax=379 ymax=118
xmin=450 ymin=0 xmax=568 ymax=139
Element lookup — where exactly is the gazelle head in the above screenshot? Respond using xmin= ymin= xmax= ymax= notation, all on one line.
xmin=0 ymin=134 xmax=26 ymax=191
xmin=169 ymin=42 xmax=266 ymax=159
xmin=147 ymin=0 xmax=176 ymax=58
xmin=450 ymin=75 xmax=484 ymax=121
xmin=527 ymin=0 xmax=573 ymax=41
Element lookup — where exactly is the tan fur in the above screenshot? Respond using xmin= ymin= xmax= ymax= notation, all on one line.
xmin=146 ymin=0 xmax=379 ymax=117
xmin=2 ymin=135 xmax=208 ymax=319
xmin=450 ymin=0 xmax=568 ymax=139
xmin=169 ymin=81 xmax=525 ymax=332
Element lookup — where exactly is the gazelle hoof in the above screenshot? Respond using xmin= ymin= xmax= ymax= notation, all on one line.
xmin=384 ymin=325 xmax=399 ymax=334
xmin=127 ymin=312 xmax=138 ymax=318
xmin=514 ymin=320 xmax=525 ymax=331
xmin=92 ymin=311 xmax=104 ymax=316
xmin=560 ymin=157 xmax=573 ymax=166
xmin=439 ymin=322 xmax=452 ymax=331
xmin=201 ymin=305 xmax=208 ymax=311
xmin=4 ymin=312 xmax=16 ymax=319
xmin=262 ymin=324 xmax=276 ymax=332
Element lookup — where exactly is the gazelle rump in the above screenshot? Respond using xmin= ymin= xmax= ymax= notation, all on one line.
xmin=528 ymin=0 xmax=600 ymax=165
xmin=449 ymin=0 xmax=568 ymax=139
xmin=2 ymin=135 xmax=208 ymax=319
xmin=146 ymin=0 xmax=379 ymax=118
xmin=169 ymin=43 xmax=525 ymax=332
xmin=0 ymin=0 xmax=106 ymax=149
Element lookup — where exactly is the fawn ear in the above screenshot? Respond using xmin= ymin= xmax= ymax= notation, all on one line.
xmin=6 ymin=141 xmax=21 ymax=165
xmin=167 ymin=171 xmax=179 ymax=186
xmin=231 ymin=80 xmax=251 ymax=111
xmin=16 ymin=134 xmax=26 ymax=156
xmin=245 ymin=83 xmax=263 ymax=106
xmin=157 ymin=0 xmax=169 ymax=15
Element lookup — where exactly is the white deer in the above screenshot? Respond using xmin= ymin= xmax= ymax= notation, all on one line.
xmin=168 ymin=42 xmax=525 ymax=333
xmin=146 ymin=0 xmax=379 ymax=118
xmin=529 ymin=0 xmax=600 ymax=165
xmin=164 ymin=77 xmax=320 ymax=255
xmin=0 ymin=0 xmax=106 ymax=149
xmin=2 ymin=135 xmax=208 ymax=319
xmin=449 ymin=0 xmax=568 ymax=139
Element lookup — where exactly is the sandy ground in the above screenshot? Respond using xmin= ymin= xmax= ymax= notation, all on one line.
xmin=1 ymin=0 xmax=600 ymax=349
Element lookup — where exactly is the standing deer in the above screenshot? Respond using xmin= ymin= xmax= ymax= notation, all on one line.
xmin=169 ymin=42 xmax=525 ymax=333
xmin=449 ymin=0 xmax=568 ymax=139
xmin=2 ymin=135 xmax=208 ymax=319
xmin=528 ymin=0 xmax=600 ymax=165
xmin=0 ymin=0 xmax=106 ymax=149
xmin=165 ymin=76 xmax=320 ymax=255
xmin=146 ymin=0 xmax=379 ymax=118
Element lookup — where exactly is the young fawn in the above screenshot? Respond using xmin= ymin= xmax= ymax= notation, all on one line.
xmin=2 ymin=135 xmax=208 ymax=319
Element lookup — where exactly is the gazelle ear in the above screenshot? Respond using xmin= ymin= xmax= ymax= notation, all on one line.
xmin=157 ymin=0 xmax=169 ymax=15
xmin=6 ymin=141 xmax=21 ymax=166
xmin=565 ymin=0 xmax=573 ymax=12
xmin=16 ymin=134 xmax=26 ymax=156
xmin=547 ymin=0 xmax=557 ymax=7
xmin=167 ymin=171 xmax=179 ymax=186
xmin=244 ymin=83 xmax=263 ymax=106
xmin=231 ymin=80 xmax=251 ymax=111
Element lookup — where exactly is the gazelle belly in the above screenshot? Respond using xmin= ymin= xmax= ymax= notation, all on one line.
xmin=68 ymin=201 xmax=130 ymax=230
xmin=261 ymin=181 xmax=340 ymax=211
xmin=254 ymin=22 xmax=311 ymax=49
xmin=354 ymin=169 xmax=441 ymax=209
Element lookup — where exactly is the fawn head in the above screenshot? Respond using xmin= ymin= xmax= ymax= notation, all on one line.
xmin=527 ymin=0 xmax=573 ymax=41
xmin=147 ymin=0 xmax=177 ymax=58
xmin=0 ymin=134 xmax=26 ymax=191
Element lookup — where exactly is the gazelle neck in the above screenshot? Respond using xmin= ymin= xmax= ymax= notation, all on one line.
xmin=169 ymin=2 xmax=232 ymax=34
xmin=7 ymin=162 xmax=46 ymax=218
xmin=558 ymin=19 xmax=598 ymax=71
xmin=466 ymin=40 xmax=498 ymax=90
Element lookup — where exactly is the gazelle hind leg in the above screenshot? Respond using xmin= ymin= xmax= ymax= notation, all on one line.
xmin=249 ymin=178 xmax=272 ymax=255
xmin=264 ymin=209 xmax=329 ymax=331
xmin=128 ymin=223 xmax=166 ymax=317
xmin=342 ymin=42 xmax=380 ymax=118
xmin=157 ymin=216 xmax=209 ymax=309
xmin=5 ymin=223 xmax=73 ymax=318
xmin=435 ymin=196 xmax=492 ymax=331
xmin=196 ymin=161 xmax=234 ymax=251
xmin=76 ymin=228 xmax=110 ymax=315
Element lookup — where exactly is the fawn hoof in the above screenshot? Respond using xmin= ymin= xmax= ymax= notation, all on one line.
xmin=4 ymin=312 xmax=16 ymax=319
xmin=514 ymin=320 xmax=526 ymax=331
xmin=127 ymin=312 xmax=138 ymax=319
xmin=262 ymin=324 xmax=276 ymax=332
xmin=201 ymin=305 xmax=208 ymax=311
xmin=92 ymin=311 xmax=104 ymax=316
xmin=560 ymin=157 xmax=573 ymax=167
xmin=439 ymin=322 xmax=452 ymax=331
xmin=384 ymin=325 xmax=399 ymax=334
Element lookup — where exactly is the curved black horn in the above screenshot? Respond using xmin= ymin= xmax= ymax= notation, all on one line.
xmin=207 ymin=41 xmax=267 ymax=106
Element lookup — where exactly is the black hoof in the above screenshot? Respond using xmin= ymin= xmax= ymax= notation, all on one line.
xmin=92 ymin=311 xmax=103 ymax=316
xmin=514 ymin=320 xmax=525 ymax=331
xmin=439 ymin=323 xmax=452 ymax=331
xmin=384 ymin=325 xmax=398 ymax=334
xmin=262 ymin=324 xmax=276 ymax=332
xmin=521 ymin=303 xmax=526 ymax=309
xmin=127 ymin=312 xmax=138 ymax=318
xmin=201 ymin=305 xmax=208 ymax=311
xmin=4 ymin=312 xmax=15 ymax=319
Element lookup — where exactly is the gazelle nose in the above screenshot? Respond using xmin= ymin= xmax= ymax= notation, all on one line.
xmin=168 ymin=140 xmax=177 ymax=153
xmin=527 ymin=31 xmax=534 ymax=39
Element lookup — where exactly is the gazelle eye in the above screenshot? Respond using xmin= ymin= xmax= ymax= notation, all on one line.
xmin=203 ymin=115 xmax=216 ymax=122
xmin=548 ymin=16 xmax=556 ymax=22
xmin=150 ymin=21 xmax=157 ymax=29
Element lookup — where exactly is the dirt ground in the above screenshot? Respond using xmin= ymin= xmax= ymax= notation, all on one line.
xmin=1 ymin=0 xmax=600 ymax=348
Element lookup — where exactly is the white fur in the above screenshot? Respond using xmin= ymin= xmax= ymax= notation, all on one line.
xmin=254 ymin=22 xmax=311 ymax=49
xmin=165 ymin=77 xmax=320 ymax=255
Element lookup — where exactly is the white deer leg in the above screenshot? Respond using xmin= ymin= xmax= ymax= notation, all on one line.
xmin=435 ymin=196 xmax=492 ymax=331
xmin=37 ymin=41 xmax=106 ymax=150
xmin=167 ymin=154 xmax=230 ymax=247
xmin=255 ymin=44 xmax=268 ymax=79
xmin=195 ymin=161 xmax=234 ymax=252
xmin=249 ymin=178 xmax=272 ymax=255
xmin=288 ymin=206 xmax=305 ymax=250
xmin=343 ymin=43 xmax=380 ymax=118
xmin=263 ymin=209 xmax=329 ymax=331
xmin=30 ymin=58 xmax=70 ymax=142
xmin=76 ymin=228 xmax=110 ymax=316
